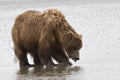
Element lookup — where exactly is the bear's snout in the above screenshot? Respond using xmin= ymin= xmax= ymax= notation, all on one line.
xmin=72 ymin=57 xmax=80 ymax=62
xmin=74 ymin=57 xmax=79 ymax=62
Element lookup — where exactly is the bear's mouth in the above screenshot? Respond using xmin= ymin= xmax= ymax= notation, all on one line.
xmin=72 ymin=57 xmax=79 ymax=62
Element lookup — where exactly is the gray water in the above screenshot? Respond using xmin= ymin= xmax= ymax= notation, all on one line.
xmin=0 ymin=0 xmax=120 ymax=80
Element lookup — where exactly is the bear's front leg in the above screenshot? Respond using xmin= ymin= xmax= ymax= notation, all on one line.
xmin=52 ymin=43 xmax=72 ymax=67
xmin=38 ymin=47 xmax=56 ymax=68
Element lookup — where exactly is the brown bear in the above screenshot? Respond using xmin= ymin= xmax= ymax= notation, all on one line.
xmin=12 ymin=9 xmax=82 ymax=68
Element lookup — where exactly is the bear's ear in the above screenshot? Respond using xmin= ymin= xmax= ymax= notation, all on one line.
xmin=67 ymin=31 xmax=74 ymax=35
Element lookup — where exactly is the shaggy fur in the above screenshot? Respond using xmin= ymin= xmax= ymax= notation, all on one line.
xmin=12 ymin=9 xmax=82 ymax=68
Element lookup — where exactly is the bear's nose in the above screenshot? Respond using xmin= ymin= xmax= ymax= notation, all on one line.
xmin=75 ymin=58 xmax=79 ymax=60
xmin=74 ymin=57 xmax=79 ymax=62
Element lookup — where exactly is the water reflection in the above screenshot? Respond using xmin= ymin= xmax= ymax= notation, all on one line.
xmin=16 ymin=65 xmax=81 ymax=80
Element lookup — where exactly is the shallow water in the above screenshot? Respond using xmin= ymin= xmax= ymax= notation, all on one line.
xmin=0 ymin=0 xmax=120 ymax=80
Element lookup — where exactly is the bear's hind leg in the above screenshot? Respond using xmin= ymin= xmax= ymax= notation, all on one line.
xmin=14 ymin=45 xmax=31 ymax=68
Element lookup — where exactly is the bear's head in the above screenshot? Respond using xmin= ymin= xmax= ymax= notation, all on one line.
xmin=65 ymin=31 xmax=82 ymax=62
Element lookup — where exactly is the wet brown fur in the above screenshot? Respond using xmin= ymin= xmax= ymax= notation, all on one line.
xmin=12 ymin=9 xmax=82 ymax=68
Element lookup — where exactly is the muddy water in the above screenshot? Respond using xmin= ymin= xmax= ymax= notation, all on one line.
xmin=0 ymin=0 xmax=120 ymax=80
